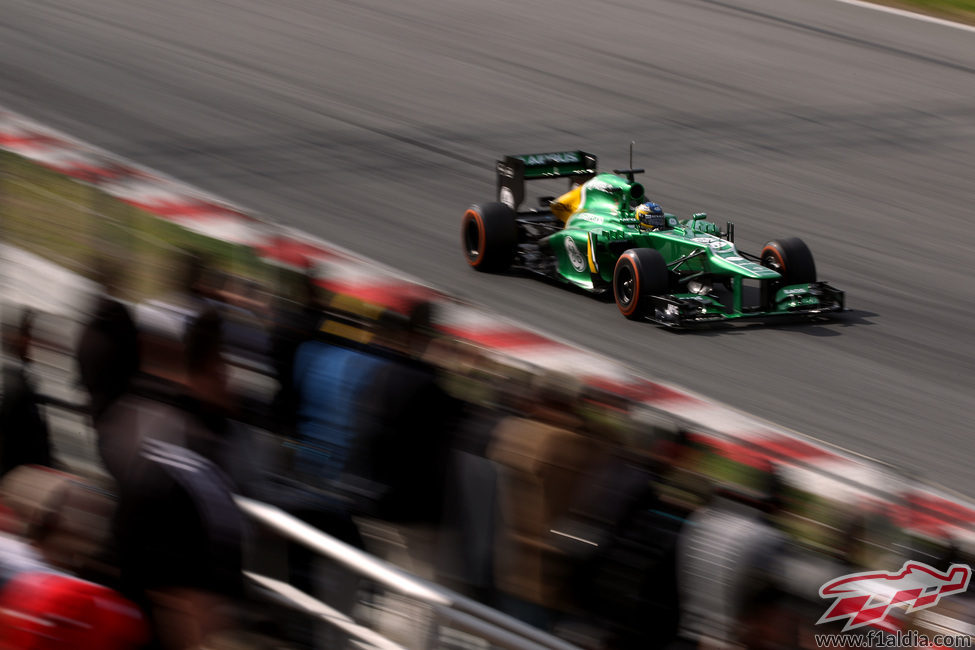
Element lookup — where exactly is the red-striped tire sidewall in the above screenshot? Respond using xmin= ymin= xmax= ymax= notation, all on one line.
xmin=462 ymin=208 xmax=486 ymax=268
xmin=615 ymin=251 xmax=641 ymax=317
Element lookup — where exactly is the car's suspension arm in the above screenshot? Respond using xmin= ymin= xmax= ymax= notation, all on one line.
xmin=668 ymin=248 xmax=706 ymax=272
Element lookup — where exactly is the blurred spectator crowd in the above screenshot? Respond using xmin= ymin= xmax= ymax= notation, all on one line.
xmin=0 ymin=251 xmax=971 ymax=649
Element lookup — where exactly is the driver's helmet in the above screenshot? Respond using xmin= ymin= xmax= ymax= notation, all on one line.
xmin=635 ymin=201 xmax=666 ymax=229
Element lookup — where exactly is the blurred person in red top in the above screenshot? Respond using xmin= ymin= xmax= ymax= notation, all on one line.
xmin=0 ymin=466 xmax=148 ymax=649
xmin=0 ymin=571 xmax=149 ymax=650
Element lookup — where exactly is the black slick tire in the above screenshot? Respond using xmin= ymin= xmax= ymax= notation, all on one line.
xmin=760 ymin=237 xmax=817 ymax=284
xmin=461 ymin=203 xmax=518 ymax=272
xmin=613 ymin=248 xmax=669 ymax=320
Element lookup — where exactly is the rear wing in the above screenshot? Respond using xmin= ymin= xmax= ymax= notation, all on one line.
xmin=496 ymin=151 xmax=597 ymax=211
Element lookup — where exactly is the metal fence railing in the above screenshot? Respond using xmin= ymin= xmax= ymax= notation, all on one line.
xmin=238 ymin=496 xmax=582 ymax=650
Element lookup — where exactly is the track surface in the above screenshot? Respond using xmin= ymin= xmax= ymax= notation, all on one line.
xmin=2 ymin=0 xmax=974 ymax=494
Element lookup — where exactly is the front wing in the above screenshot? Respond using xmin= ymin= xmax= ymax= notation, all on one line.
xmin=645 ymin=281 xmax=846 ymax=328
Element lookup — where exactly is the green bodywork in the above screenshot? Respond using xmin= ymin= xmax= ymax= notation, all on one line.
xmin=480 ymin=150 xmax=844 ymax=326
xmin=544 ymin=173 xmax=773 ymax=287
xmin=536 ymin=172 xmax=843 ymax=325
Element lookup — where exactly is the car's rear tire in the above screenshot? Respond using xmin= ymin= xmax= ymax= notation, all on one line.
xmin=613 ymin=248 xmax=669 ymax=320
xmin=462 ymin=203 xmax=518 ymax=272
xmin=760 ymin=237 xmax=816 ymax=284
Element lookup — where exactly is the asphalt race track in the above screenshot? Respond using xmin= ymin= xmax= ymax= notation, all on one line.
xmin=2 ymin=0 xmax=974 ymax=495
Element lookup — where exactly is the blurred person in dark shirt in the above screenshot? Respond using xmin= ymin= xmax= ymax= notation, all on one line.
xmin=434 ymin=350 xmax=519 ymax=601
xmin=0 ymin=308 xmax=53 ymax=476
xmin=174 ymin=308 xmax=234 ymax=460
xmin=342 ymin=300 xmax=460 ymax=526
xmin=151 ymin=307 xmax=263 ymax=493
xmin=113 ymin=438 xmax=245 ymax=650
xmin=76 ymin=260 xmax=140 ymax=423
xmin=95 ymin=251 xmax=217 ymax=484
xmin=97 ymin=307 xmax=260 ymax=495
xmin=553 ymin=421 xmax=697 ymax=648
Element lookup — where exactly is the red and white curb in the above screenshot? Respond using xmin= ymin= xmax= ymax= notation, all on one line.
xmin=2 ymin=106 xmax=973 ymax=541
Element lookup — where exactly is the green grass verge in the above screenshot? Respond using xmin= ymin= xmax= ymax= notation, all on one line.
xmin=0 ymin=150 xmax=268 ymax=301
xmin=872 ymin=0 xmax=975 ymax=24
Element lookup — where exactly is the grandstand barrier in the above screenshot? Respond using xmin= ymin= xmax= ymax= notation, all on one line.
xmin=238 ymin=496 xmax=582 ymax=650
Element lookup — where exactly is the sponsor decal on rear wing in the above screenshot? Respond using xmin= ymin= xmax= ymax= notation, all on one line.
xmin=496 ymin=150 xmax=597 ymax=210
xmin=507 ymin=151 xmax=597 ymax=178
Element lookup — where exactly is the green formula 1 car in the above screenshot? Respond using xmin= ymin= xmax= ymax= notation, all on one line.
xmin=461 ymin=150 xmax=845 ymax=327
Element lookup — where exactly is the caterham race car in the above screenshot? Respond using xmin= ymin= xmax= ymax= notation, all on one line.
xmin=460 ymin=150 xmax=845 ymax=327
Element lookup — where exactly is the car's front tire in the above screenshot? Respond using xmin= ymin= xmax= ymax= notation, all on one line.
xmin=613 ymin=248 xmax=669 ymax=320
xmin=760 ymin=237 xmax=816 ymax=284
xmin=462 ymin=203 xmax=518 ymax=272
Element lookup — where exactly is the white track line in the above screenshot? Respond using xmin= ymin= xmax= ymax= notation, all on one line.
xmin=831 ymin=0 xmax=975 ymax=33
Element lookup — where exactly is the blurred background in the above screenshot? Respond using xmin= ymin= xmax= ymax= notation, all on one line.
xmin=2 ymin=0 xmax=975 ymax=647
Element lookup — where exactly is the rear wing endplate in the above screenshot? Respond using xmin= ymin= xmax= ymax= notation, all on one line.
xmin=496 ymin=151 xmax=597 ymax=210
